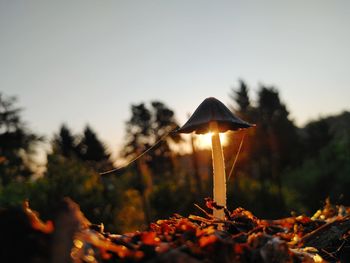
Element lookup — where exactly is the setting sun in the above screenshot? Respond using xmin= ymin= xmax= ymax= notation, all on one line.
xmin=194 ymin=132 xmax=229 ymax=149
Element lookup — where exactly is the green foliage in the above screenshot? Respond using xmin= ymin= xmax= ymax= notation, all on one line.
xmin=283 ymin=113 xmax=350 ymax=213
xmin=0 ymin=181 xmax=30 ymax=207
xmin=150 ymin=176 xmax=195 ymax=219
xmin=38 ymin=154 xmax=124 ymax=231
xmin=115 ymin=189 xmax=147 ymax=232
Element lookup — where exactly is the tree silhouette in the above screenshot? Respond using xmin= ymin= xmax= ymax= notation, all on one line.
xmin=147 ymin=101 xmax=181 ymax=176
xmin=52 ymin=124 xmax=78 ymax=158
xmin=51 ymin=124 xmax=113 ymax=172
xmin=227 ymin=80 xmax=257 ymax=171
xmin=76 ymin=125 xmax=113 ymax=171
xmin=230 ymin=80 xmax=251 ymax=115
xmin=78 ymin=126 xmax=109 ymax=161
xmin=123 ymin=103 xmax=152 ymax=158
xmin=257 ymin=86 xmax=299 ymax=168
xmin=302 ymin=118 xmax=332 ymax=158
xmin=0 ymin=93 xmax=40 ymax=185
xmin=255 ymin=86 xmax=299 ymax=212
xmin=122 ymin=101 xmax=184 ymax=223
xmin=228 ymin=83 xmax=299 ymax=217
xmin=123 ymin=101 xmax=180 ymax=178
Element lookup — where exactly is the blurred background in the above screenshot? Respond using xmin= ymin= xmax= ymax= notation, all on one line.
xmin=1 ymin=1 xmax=350 ymax=232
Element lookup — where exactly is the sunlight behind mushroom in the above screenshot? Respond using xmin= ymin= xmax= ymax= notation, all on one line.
xmin=195 ymin=132 xmax=229 ymax=150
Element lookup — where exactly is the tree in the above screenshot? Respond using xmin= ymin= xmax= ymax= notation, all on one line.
xmin=230 ymin=80 xmax=251 ymax=115
xmin=257 ymin=86 xmax=299 ymax=169
xmin=227 ymin=82 xmax=257 ymax=192
xmin=0 ymin=93 xmax=40 ymax=185
xmin=33 ymin=153 xmax=124 ymax=232
xmin=227 ymin=83 xmax=299 ymax=217
xmin=283 ymin=111 xmax=350 ymax=213
xmin=302 ymin=118 xmax=332 ymax=158
xmin=52 ymin=124 xmax=113 ymax=172
xmin=52 ymin=124 xmax=78 ymax=158
xmin=78 ymin=125 xmax=113 ymax=172
xmin=227 ymin=80 xmax=257 ymax=176
xmin=123 ymin=101 xmax=181 ymax=178
xmin=147 ymin=101 xmax=182 ymax=175
xmin=254 ymin=86 xmax=299 ymax=213
xmin=46 ymin=124 xmax=122 ymax=230
xmin=122 ymin=101 xmax=189 ymax=222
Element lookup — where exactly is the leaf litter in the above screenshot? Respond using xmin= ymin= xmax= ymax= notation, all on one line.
xmin=5 ymin=197 xmax=350 ymax=262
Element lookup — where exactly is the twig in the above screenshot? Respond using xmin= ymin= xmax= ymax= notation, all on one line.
xmin=320 ymin=248 xmax=338 ymax=261
xmin=335 ymin=239 xmax=347 ymax=254
xmin=188 ymin=215 xmax=213 ymax=225
xmin=227 ymin=131 xmax=246 ymax=181
xmin=99 ymin=127 xmax=176 ymax=175
xmin=194 ymin=204 xmax=213 ymax=219
xmin=299 ymin=216 xmax=350 ymax=249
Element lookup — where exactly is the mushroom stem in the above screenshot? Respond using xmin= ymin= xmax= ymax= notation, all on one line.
xmin=210 ymin=121 xmax=226 ymax=221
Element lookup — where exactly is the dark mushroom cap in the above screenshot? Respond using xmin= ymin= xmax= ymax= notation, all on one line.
xmin=177 ymin=97 xmax=254 ymax=134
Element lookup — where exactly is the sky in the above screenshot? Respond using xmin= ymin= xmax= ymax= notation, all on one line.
xmin=1 ymin=0 xmax=350 ymax=161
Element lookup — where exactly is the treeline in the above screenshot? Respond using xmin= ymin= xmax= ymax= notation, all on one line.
xmin=225 ymin=81 xmax=350 ymax=217
xmin=0 ymin=82 xmax=349 ymax=231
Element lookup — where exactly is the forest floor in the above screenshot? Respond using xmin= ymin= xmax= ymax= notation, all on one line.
xmin=1 ymin=198 xmax=350 ymax=263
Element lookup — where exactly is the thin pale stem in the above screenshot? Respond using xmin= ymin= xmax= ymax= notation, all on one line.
xmin=210 ymin=121 xmax=226 ymax=222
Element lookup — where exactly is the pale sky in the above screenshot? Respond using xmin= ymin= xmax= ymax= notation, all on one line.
xmin=1 ymin=0 xmax=349 ymax=160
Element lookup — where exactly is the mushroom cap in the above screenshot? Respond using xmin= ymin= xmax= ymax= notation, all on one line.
xmin=177 ymin=97 xmax=254 ymax=134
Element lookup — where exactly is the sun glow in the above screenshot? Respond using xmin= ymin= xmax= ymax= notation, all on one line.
xmin=194 ymin=132 xmax=229 ymax=149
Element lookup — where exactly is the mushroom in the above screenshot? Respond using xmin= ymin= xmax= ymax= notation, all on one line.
xmin=177 ymin=97 xmax=253 ymax=221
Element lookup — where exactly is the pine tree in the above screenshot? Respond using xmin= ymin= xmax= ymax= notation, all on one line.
xmin=230 ymin=80 xmax=251 ymax=114
xmin=52 ymin=124 xmax=77 ymax=158
xmin=0 ymin=93 xmax=40 ymax=185
xmin=77 ymin=125 xmax=112 ymax=171
xmin=123 ymin=101 xmax=180 ymax=177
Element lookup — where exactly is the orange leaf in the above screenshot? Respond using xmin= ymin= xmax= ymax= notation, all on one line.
xmin=141 ymin=232 xmax=160 ymax=245
xmin=199 ymin=235 xmax=217 ymax=247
